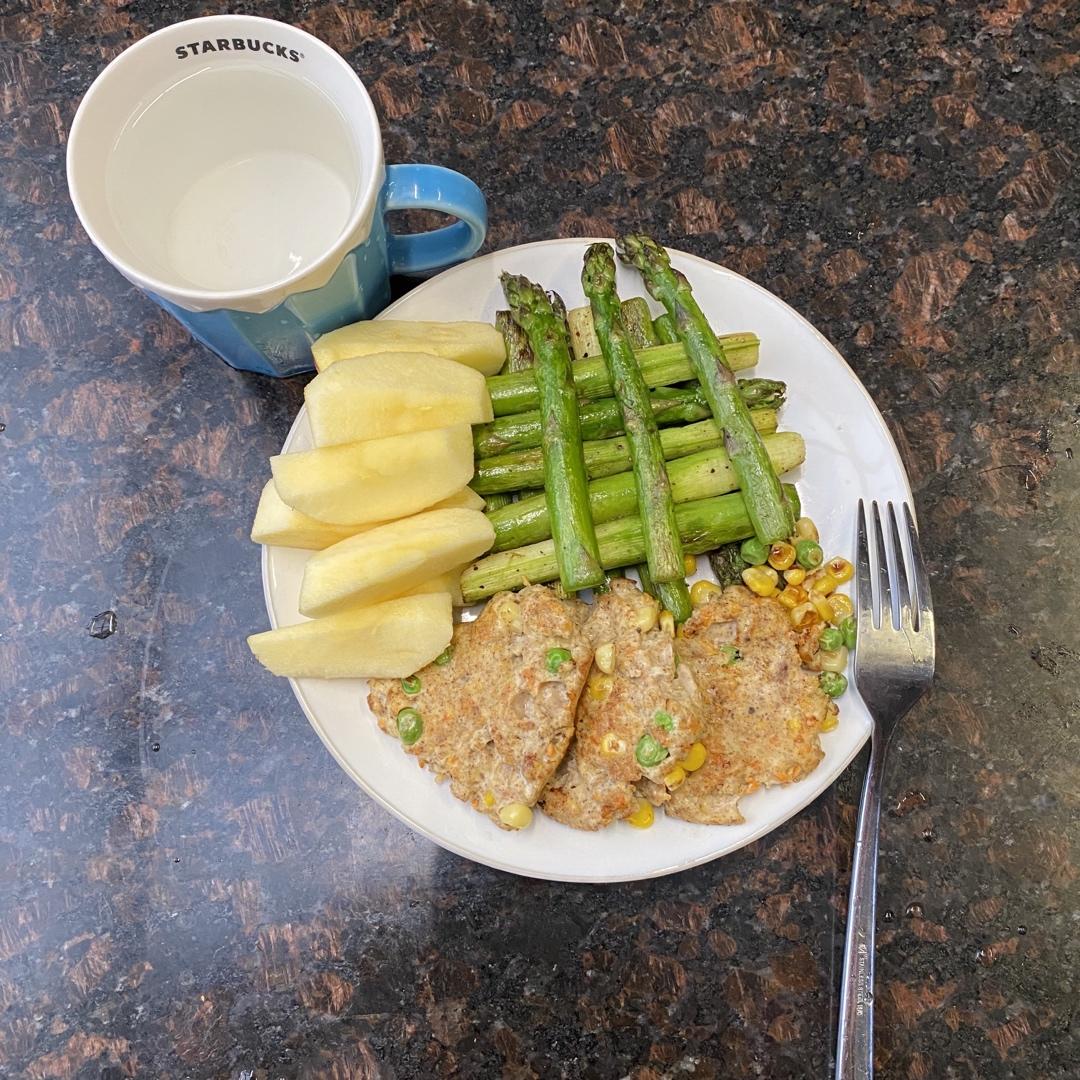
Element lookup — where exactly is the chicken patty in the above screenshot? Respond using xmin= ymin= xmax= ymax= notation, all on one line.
xmin=541 ymin=579 xmax=705 ymax=830
xmin=368 ymin=584 xmax=592 ymax=827
xmin=666 ymin=586 xmax=829 ymax=825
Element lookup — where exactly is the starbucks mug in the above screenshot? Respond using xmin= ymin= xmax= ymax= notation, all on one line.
xmin=66 ymin=14 xmax=487 ymax=377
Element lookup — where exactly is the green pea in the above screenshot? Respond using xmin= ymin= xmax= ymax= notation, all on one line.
xmin=819 ymin=672 xmax=848 ymax=698
xmin=396 ymin=707 xmax=424 ymax=745
xmin=654 ymin=710 xmax=674 ymax=732
xmin=635 ymin=733 xmax=669 ymax=768
xmin=401 ymin=675 xmax=422 ymax=695
xmin=840 ymin=616 xmax=857 ymax=650
xmin=795 ymin=539 xmax=823 ymax=569
xmin=434 ymin=645 xmax=454 ymax=666
xmin=739 ymin=538 xmax=769 ymax=566
xmin=719 ymin=644 xmax=741 ymax=665
xmin=545 ymin=647 xmax=572 ymax=673
xmin=819 ymin=627 xmax=844 ymax=652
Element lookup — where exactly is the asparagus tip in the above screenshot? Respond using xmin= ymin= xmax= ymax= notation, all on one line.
xmin=616 ymin=233 xmax=670 ymax=272
xmin=581 ymin=242 xmax=617 ymax=298
xmin=501 ymin=273 xmax=559 ymax=329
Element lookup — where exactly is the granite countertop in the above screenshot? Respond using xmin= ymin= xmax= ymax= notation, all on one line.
xmin=1 ymin=1 xmax=1078 ymax=1077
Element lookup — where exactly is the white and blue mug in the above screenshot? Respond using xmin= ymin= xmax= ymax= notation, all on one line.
xmin=66 ymin=15 xmax=486 ymax=377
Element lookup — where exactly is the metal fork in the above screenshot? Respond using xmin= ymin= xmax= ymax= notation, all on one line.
xmin=835 ymin=501 xmax=935 ymax=1080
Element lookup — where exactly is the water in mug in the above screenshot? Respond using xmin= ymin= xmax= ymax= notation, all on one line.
xmin=106 ymin=65 xmax=361 ymax=293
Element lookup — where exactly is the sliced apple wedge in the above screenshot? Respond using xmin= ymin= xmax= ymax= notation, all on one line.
xmin=251 ymin=482 xmax=484 ymax=550
xmin=430 ymin=488 xmax=485 ymax=513
xmin=299 ymin=507 xmax=494 ymax=617
xmin=400 ymin=565 xmax=466 ymax=607
xmin=247 ymin=593 xmax=452 ymax=679
xmin=251 ymin=481 xmax=360 ymax=549
xmin=313 ymin=319 xmax=506 ymax=375
xmin=270 ymin=424 xmax=473 ymax=526
xmin=305 ymin=352 xmax=492 ymax=447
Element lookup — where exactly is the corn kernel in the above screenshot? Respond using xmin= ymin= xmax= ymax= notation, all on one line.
xmin=498 ymin=803 xmax=533 ymax=829
xmin=828 ymin=593 xmax=854 ymax=624
xmin=741 ymin=565 xmax=779 ymax=597
xmin=777 ymin=584 xmax=807 ymax=610
xmin=684 ymin=554 xmax=699 ymax=576
xmin=679 ymin=742 xmax=707 ymax=772
xmin=811 ymin=572 xmax=839 ymax=596
xmin=663 ymin=765 xmax=687 ymax=789
xmin=634 ymin=600 xmax=659 ymax=632
xmin=819 ymin=645 xmax=849 ymax=673
xmin=659 ymin=610 xmax=675 ymax=637
xmin=493 ymin=597 xmax=522 ymax=630
xmin=812 ymin=594 xmax=835 ymax=622
xmin=795 ymin=516 xmax=819 ymax=541
xmin=784 ymin=567 xmax=807 ymax=586
xmin=820 ymin=704 xmax=840 ymax=732
xmin=587 ymin=673 xmax=613 ymax=700
xmin=483 ymin=791 xmax=495 ymax=807
xmin=626 ymin=799 xmax=654 ymax=828
xmin=594 ymin=642 xmax=616 ymax=674
xmin=827 ymin=557 xmax=854 ymax=584
xmin=690 ymin=579 xmax=724 ymax=606
xmin=600 ymin=732 xmax=625 ymax=756
xmin=789 ymin=601 xmax=820 ymax=629
xmin=768 ymin=541 xmax=796 ymax=571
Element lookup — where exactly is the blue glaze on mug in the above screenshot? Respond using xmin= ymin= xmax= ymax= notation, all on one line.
xmin=153 ymin=165 xmax=487 ymax=377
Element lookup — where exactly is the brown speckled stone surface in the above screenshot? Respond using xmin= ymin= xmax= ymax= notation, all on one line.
xmin=2 ymin=2 xmax=1079 ymax=1077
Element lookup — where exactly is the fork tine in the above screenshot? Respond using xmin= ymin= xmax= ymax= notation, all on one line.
xmin=855 ymin=500 xmax=874 ymax=631
xmin=872 ymin=501 xmax=893 ymax=629
xmin=887 ymin=502 xmax=912 ymax=628
xmin=903 ymin=503 xmax=932 ymax=633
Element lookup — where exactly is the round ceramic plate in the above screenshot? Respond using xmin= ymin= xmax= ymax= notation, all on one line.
xmin=262 ymin=238 xmax=913 ymax=882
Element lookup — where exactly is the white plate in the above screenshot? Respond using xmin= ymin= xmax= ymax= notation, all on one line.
xmin=262 ymin=238 xmax=913 ymax=883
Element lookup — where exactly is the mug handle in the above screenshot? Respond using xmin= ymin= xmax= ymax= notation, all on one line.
xmin=384 ymin=164 xmax=487 ymax=276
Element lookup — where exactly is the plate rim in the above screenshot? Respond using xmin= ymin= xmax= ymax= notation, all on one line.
xmin=261 ymin=236 xmax=915 ymax=883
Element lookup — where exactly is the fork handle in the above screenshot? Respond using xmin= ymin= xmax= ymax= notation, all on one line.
xmin=835 ymin=733 xmax=887 ymax=1080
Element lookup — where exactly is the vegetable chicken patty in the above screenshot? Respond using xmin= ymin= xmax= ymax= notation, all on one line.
xmin=368 ymin=585 xmax=592 ymax=827
xmin=666 ymin=586 xmax=829 ymax=825
xmin=541 ymin=580 xmax=705 ymax=830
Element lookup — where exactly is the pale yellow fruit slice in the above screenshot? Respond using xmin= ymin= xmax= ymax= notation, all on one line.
xmin=305 ymin=351 xmax=492 ymax=447
xmin=270 ymin=424 xmax=473 ymax=526
xmin=428 ymin=488 xmax=485 ymax=513
xmin=298 ymin=507 xmax=494 ymax=617
xmin=312 ymin=319 xmax=506 ymax=375
xmin=247 ymin=593 xmax=452 ymax=679
xmin=399 ymin=565 xmax=466 ymax=607
xmin=251 ymin=481 xmax=359 ymax=549
xmin=251 ymin=482 xmax=484 ymax=550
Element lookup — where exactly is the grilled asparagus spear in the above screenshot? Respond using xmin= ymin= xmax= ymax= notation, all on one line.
xmin=583 ymin=242 xmax=684 ymax=584
xmin=618 ymin=234 xmax=795 ymax=543
xmin=486 ymin=335 xmax=759 ymax=416
xmin=473 ymin=378 xmax=785 ymax=458
xmin=501 ymin=273 xmax=604 ymax=592
xmin=486 ymin=432 xmax=805 ymax=551
xmin=472 ymin=409 xmax=778 ymax=495
xmin=461 ymin=485 xmax=801 ymax=603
